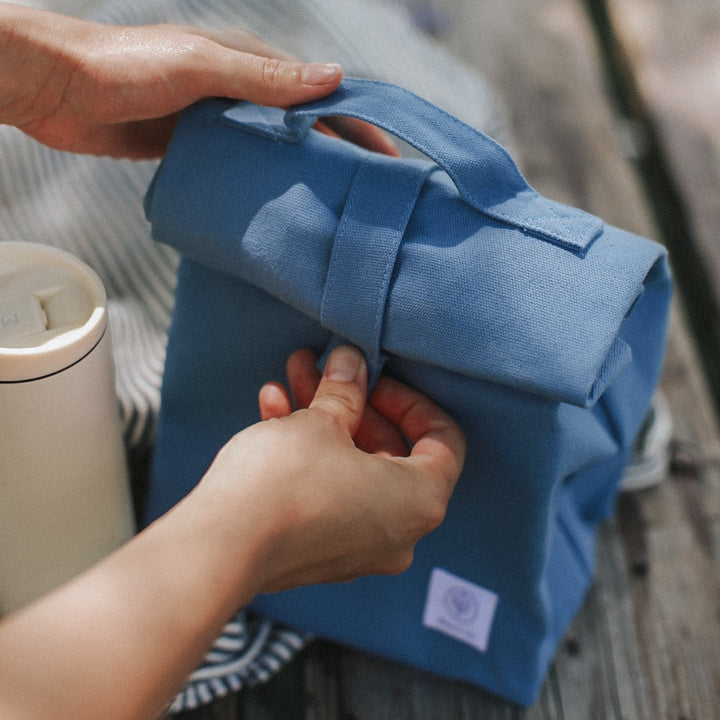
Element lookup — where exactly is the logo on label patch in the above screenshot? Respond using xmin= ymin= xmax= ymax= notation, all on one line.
xmin=443 ymin=585 xmax=480 ymax=625
xmin=423 ymin=567 xmax=498 ymax=653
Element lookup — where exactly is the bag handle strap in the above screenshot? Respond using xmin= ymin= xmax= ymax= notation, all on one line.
xmin=284 ymin=78 xmax=602 ymax=253
xmin=319 ymin=156 xmax=434 ymax=385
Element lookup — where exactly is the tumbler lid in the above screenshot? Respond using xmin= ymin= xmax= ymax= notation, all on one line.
xmin=0 ymin=243 xmax=107 ymax=382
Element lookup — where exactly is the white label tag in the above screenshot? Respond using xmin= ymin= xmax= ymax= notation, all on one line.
xmin=422 ymin=567 xmax=498 ymax=653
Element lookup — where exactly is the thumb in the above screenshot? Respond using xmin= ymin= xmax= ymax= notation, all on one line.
xmin=308 ymin=346 xmax=368 ymax=438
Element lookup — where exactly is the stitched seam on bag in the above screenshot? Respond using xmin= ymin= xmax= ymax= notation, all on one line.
xmin=321 ymin=158 xmax=431 ymax=357
xmin=319 ymin=163 xmax=363 ymax=340
xmin=372 ymin=165 xmax=432 ymax=355
xmin=371 ymin=168 xmax=396 ymax=356
xmin=321 ymin=157 xmax=398 ymax=357
xmin=491 ymin=200 xmax=603 ymax=256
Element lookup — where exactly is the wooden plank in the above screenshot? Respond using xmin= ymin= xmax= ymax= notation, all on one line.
xmin=605 ymin=0 xmax=720 ymax=263
xmin=306 ymin=642 xmax=526 ymax=720
xmin=621 ymin=302 xmax=720 ymax=720
xmin=600 ymin=0 xmax=720 ymax=406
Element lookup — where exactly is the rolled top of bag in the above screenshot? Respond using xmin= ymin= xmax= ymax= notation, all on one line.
xmin=144 ymin=79 xmax=669 ymax=408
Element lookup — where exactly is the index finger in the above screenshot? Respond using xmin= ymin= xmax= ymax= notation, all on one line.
xmin=370 ymin=376 xmax=466 ymax=489
xmin=317 ymin=117 xmax=400 ymax=156
xmin=195 ymin=29 xmax=398 ymax=154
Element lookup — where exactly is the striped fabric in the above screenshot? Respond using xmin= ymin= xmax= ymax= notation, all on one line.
xmin=0 ymin=0 xmax=509 ymax=712
xmin=167 ymin=614 xmax=308 ymax=713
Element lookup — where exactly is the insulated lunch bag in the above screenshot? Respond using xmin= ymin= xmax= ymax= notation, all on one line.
xmin=143 ymin=79 xmax=672 ymax=705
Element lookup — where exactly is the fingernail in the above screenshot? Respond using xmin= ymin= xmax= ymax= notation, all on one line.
xmin=301 ymin=62 xmax=342 ymax=86
xmin=325 ymin=346 xmax=363 ymax=382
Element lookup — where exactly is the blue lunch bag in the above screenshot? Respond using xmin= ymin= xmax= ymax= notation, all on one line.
xmin=142 ymin=79 xmax=672 ymax=705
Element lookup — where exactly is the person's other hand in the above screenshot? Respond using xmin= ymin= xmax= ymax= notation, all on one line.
xmin=259 ymin=348 xmax=415 ymax=456
xmin=0 ymin=3 xmax=397 ymax=158
xmin=0 ymin=346 xmax=461 ymax=719
xmin=200 ymin=345 xmax=465 ymax=594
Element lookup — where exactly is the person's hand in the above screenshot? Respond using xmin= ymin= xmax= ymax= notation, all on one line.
xmin=198 ymin=346 xmax=466 ymax=594
xmin=0 ymin=2 xmax=397 ymax=158
xmin=259 ymin=348 xmax=416 ymax=456
xmin=0 ymin=346 xmax=462 ymax=719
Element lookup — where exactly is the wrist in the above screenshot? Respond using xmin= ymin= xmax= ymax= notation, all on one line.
xmin=0 ymin=3 xmax=26 ymax=125
xmin=179 ymin=475 xmax=274 ymax=609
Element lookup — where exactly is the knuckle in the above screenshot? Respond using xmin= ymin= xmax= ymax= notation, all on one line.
xmin=385 ymin=549 xmax=415 ymax=576
xmin=417 ymin=494 xmax=448 ymax=536
xmin=258 ymin=56 xmax=288 ymax=86
xmin=190 ymin=35 xmax=218 ymax=63
xmin=310 ymin=406 xmax=345 ymax=436
xmin=312 ymin=386 xmax=363 ymax=427
xmin=426 ymin=497 xmax=449 ymax=532
xmin=328 ymin=385 xmax=363 ymax=416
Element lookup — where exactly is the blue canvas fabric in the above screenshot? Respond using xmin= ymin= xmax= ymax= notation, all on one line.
xmin=143 ymin=79 xmax=672 ymax=705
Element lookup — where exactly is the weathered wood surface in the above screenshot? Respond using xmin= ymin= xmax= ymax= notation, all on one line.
xmin=605 ymin=0 xmax=720 ymax=282
xmin=181 ymin=0 xmax=720 ymax=717
xmin=599 ymin=0 xmax=720 ymax=407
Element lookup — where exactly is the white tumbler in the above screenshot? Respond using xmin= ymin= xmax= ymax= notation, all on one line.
xmin=0 ymin=242 xmax=136 ymax=615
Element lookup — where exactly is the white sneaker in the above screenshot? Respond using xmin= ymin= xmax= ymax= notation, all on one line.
xmin=620 ymin=391 xmax=673 ymax=492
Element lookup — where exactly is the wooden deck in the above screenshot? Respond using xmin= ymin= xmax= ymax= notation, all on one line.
xmin=178 ymin=0 xmax=720 ymax=717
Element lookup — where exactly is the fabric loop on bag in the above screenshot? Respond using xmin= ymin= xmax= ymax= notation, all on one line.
xmin=284 ymin=79 xmax=604 ymax=254
xmin=320 ymin=156 xmax=433 ymax=380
